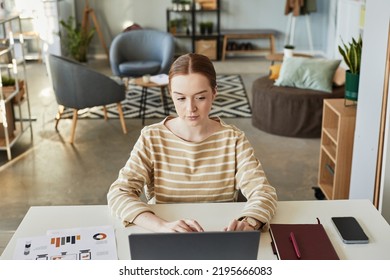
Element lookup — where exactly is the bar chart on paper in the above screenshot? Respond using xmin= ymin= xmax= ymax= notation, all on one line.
xmin=51 ymin=234 xmax=81 ymax=248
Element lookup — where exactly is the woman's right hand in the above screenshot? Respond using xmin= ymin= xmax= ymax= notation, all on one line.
xmin=160 ymin=219 xmax=204 ymax=233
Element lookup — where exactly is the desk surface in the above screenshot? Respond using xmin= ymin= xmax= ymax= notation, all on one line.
xmin=2 ymin=200 xmax=390 ymax=260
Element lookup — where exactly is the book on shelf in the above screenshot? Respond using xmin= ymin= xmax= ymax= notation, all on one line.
xmin=269 ymin=219 xmax=339 ymax=260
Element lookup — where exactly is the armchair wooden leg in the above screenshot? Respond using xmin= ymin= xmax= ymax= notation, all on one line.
xmin=103 ymin=106 xmax=108 ymax=121
xmin=55 ymin=105 xmax=65 ymax=131
xmin=70 ymin=109 xmax=78 ymax=144
xmin=123 ymin=77 xmax=129 ymax=89
xmin=117 ymin=103 xmax=127 ymax=134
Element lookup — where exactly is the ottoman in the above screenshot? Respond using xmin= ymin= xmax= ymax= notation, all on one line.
xmin=251 ymin=76 xmax=345 ymax=138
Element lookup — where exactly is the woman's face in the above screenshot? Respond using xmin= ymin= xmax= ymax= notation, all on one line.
xmin=170 ymin=73 xmax=216 ymax=126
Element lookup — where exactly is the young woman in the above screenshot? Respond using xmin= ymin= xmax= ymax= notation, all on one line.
xmin=107 ymin=53 xmax=277 ymax=232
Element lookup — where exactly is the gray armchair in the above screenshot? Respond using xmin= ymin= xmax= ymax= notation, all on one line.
xmin=109 ymin=29 xmax=175 ymax=78
xmin=48 ymin=54 xmax=127 ymax=144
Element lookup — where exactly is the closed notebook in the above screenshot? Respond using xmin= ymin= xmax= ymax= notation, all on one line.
xmin=269 ymin=220 xmax=339 ymax=260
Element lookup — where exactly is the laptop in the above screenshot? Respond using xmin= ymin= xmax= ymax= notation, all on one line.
xmin=128 ymin=231 xmax=260 ymax=260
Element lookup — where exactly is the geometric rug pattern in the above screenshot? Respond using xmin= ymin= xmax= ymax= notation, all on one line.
xmin=61 ymin=74 xmax=251 ymax=119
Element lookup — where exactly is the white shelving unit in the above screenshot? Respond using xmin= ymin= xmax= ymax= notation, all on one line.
xmin=18 ymin=14 xmax=41 ymax=61
xmin=0 ymin=14 xmax=33 ymax=160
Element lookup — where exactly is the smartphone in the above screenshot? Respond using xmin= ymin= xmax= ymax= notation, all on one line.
xmin=331 ymin=217 xmax=369 ymax=244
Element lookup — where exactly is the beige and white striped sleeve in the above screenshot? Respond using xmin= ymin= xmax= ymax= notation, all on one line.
xmin=235 ymin=133 xmax=278 ymax=231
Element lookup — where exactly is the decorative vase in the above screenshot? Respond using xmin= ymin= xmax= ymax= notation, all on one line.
xmin=283 ymin=45 xmax=294 ymax=59
xmin=200 ymin=23 xmax=206 ymax=35
xmin=284 ymin=48 xmax=293 ymax=58
xmin=345 ymin=70 xmax=359 ymax=101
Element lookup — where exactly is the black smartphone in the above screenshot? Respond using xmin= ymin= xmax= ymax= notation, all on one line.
xmin=331 ymin=217 xmax=369 ymax=244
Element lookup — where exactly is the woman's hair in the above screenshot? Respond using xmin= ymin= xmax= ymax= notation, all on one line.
xmin=168 ymin=53 xmax=217 ymax=92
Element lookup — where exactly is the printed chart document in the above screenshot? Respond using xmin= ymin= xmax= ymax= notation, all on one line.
xmin=13 ymin=225 xmax=117 ymax=260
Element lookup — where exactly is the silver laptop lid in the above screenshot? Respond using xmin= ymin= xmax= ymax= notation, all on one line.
xmin=128 ymin=231 xmax=260 ymax=260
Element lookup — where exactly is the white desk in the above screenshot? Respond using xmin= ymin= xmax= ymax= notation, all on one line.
xmin=2 ymin=200 xmax=390 ymax=260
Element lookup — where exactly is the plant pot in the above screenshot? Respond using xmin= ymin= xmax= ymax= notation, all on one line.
xmin=169 ymin=26 xmax=177 ymax=35
xmin=2 ymin=80 xmax=25 ymax=104
xmin=206 ymin=24 xmax=213 ymax=35
xmin=345 ymin=71 xmax=359 ymax=101
xmin=200 ymin=26 xmax=206 ymax=35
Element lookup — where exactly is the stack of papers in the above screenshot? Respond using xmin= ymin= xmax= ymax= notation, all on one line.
xmin=13 ymin=225 xmax=118 ymax=260
xmin=150 ymin=74 xmax=169 ymax=85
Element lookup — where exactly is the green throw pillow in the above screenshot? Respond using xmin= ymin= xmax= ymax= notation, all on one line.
xmin=274 ymin=57 xmax=341 ymax=93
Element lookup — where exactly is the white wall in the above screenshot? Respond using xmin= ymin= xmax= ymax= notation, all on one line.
xmin=349 ymin=0 xmax=390 ymax=222
xmin=380 ymin=83 xmax=390 ymax=223
xmin=75 ymin=0 xmax=330 ymax=57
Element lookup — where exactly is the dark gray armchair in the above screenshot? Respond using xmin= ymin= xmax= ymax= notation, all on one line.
xmin=48 ymin=54 xmax=127 ymax=144
xmin=109 ymin=29 xmax=175 ymax=78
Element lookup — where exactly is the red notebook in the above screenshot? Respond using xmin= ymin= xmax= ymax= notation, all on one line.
xmin=269 ymin=220 xmax=339 ymax=260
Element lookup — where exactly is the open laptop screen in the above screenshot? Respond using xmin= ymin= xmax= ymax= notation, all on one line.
xmin=128 ymin=231 xmax=260 ymax=260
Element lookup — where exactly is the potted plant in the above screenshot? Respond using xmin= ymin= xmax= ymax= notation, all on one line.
xmin=59 ymin=16 xmax=95 ymax=63
xmin=205 ymin=21 xmax=213 ymax=35
xmin=338 ymin=35 xmax=362 ymax=101
xmin=1 ymin=75 xmax=24 ymax=104
xmin=199 ymin=22 xmax=206 ymax=35
xmin=283 ymin=44 xmax=294 ymax=58
xmin=169 ymin=19 xmax=177 ymax=34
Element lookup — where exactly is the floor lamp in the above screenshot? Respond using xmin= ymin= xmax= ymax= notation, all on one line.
xmin=81 ymin=0 xmax=109 ymax=59
xmin=284 ymin=13 xmax=314 ymax=53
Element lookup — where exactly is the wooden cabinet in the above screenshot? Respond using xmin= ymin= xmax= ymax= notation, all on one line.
xmin=318 ymin=99 xmax=357 ymax=199
xmin=166 ymin=0 xmax=221 ymax=60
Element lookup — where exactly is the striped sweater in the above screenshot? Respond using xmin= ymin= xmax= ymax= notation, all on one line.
xmin=107 ymin=117 xmax=277 ymax=231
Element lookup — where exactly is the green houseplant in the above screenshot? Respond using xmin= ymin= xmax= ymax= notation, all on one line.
xmin=338 ymin=35 xmax=363 ymax=101
xmin=59 ymin=17 xmax=95 ymax=62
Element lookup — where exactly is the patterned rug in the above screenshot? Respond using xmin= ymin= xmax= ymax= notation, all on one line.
xmin=62 ymin=74 xmax=251 ymax=119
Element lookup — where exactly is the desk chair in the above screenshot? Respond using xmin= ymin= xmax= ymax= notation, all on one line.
xmin=109 ymin=29 xmax=175 ymax=79
xmin=48 ymin=54 xmax=127 ymax=144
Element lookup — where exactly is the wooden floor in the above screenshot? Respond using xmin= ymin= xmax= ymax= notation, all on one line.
xmin=0 ymin=231 xmax=15 ymax=256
